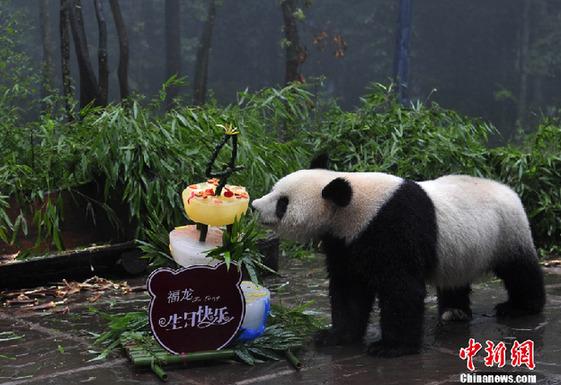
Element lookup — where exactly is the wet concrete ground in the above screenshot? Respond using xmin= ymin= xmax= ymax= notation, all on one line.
xmin=1 ymin=257 xmax=561 ymax=385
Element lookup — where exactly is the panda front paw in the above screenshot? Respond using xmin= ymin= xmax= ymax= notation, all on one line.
xmin=367 ymin=340 xmax=420 ymax=358
xmin=440 ymin=308 xmax=472 ymax=322
xmin=313 ymin=328 xmax=361 ymax=347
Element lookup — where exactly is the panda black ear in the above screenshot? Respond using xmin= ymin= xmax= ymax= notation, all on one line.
xmin=309 ymin=153 xmax=329 ymax=169
xmin=322 ymin=177 xmax=352 ymax=207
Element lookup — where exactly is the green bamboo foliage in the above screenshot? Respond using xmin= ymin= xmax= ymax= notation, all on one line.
xmin=1 ymin=82 xmax=560 ymax=259
xmin=489 ymin=121 xmax=561 ymax=254
xmin=0 ymin=84 xmax=311 ymax=259
xmin=91 ymin=302 xmax=325 ymax=378
xmin=306 ymin=84 xmax=561 ymax=255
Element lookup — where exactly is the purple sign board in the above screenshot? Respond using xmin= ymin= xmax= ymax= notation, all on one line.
xmin=147 ymin=263 xmax=245 ymax=354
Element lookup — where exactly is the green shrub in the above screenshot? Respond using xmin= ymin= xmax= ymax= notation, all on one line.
xmin=307 ymin=84 xmax=560 ymax=255
xmin=1 ymin=81 xmax=559 ymax=260
xmin=490 ymin=121 xmax=561 ymax=253
xmin=307 ymin=83 xmax=495 ymax=179
xmin=0 ymin=84 xmax=312 ymax=256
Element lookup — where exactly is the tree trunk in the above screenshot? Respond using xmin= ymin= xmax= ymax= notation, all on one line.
xmin=393 ymin=0 xmax=413 ymax=105
xmin=59 ymin=0 xmax=73 ymax=120
xmin=68 ymin=0 xmax=99 ymax=108
xmin=110 ymin=0 xmax=129 ymax=100
xmin=193 ymin=0 xmax=217 ymax=106
xmin=165 ymin=0 xmax=181 ymax=106
xmin=94 ymin=0 xmax=108 ymax=106
xmin=531 ymin=0 xmax=547 ymax=116
xmin=39 ymin=0 xmax=55 ymax=98
xmin=516 ymin=0 xmax=532 ymax=132
xmin=281 ymin=0 xmax=306 ymax=84
xmin=143 ymin=0 xmax=159 ymax=96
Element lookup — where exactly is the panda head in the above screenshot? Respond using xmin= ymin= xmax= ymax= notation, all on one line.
xmin=251 ymin=155 xmax=353 ymax=242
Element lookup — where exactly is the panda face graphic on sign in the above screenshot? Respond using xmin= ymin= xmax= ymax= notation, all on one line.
xmin=147 ymin=263 xmax=245 ymax=354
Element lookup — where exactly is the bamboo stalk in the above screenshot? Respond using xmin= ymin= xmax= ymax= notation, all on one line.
xmin=128 ymin=349 xmax=237 ymax=367
xmin=285 ymin=349 xmax=302 ymax=370
xmin=150 ymin=360 xmax=168 ymax=381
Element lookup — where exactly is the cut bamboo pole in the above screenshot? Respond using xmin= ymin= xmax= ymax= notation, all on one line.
xmin=150 ymin=360 xmax=168 ymax=381
xmin=127 ymin=348 xmax=237 ymax=367
xmin=285 ymin=349 xmax=302 ymax=370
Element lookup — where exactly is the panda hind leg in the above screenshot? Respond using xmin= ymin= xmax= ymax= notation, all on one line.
xmin=493 ymin=252 xmax=545 ymax=317
xmin=437 ymin=285 xmax=472 ymax=322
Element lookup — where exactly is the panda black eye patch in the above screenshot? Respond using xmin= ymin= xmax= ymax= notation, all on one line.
xmin=276 ymin=197 xmax=289 ymax=219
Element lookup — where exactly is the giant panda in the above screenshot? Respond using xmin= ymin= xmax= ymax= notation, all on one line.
xmin=251 ymin=154 xmax=545 ymax=358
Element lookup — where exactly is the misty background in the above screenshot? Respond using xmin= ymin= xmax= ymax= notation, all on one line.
xmin=4 ymin=0 xmax=561 ymax=141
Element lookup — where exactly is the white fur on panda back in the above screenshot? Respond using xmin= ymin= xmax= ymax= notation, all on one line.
xmin=418 ymin=175 xmax=536 ymax=288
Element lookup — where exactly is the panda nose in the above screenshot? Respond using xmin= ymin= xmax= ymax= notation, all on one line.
xmin=250 ymin=198 xmax=263 ymax=213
